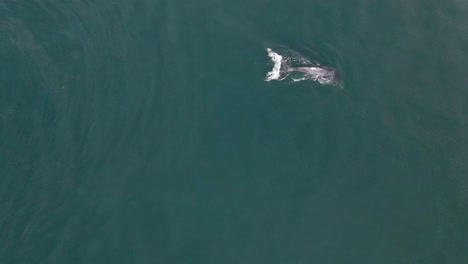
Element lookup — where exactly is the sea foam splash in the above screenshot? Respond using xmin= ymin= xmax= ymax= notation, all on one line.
xmin=265 ymin=48 xmax=284 ymax=81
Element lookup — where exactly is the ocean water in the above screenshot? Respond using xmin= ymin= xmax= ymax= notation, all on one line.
xmin=1 ymin=0 xmax=467 ymax=263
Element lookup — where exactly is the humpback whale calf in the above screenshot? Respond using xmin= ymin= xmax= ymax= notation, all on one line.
xmin=265 ymin=48 xmax=342 ymax=86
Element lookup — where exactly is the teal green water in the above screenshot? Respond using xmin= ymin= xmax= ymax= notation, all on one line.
xmin=1 ymin=1 xmax=468 ymax=263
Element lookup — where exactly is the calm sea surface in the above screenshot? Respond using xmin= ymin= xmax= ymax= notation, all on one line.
xmin=1 ymin=0 xmax=467 ymax=263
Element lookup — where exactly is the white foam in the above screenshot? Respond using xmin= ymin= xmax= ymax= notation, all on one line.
xmin=265 ymin=48 xmax=283 ymax=81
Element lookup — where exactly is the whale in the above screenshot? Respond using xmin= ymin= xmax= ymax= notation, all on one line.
xmin=265 ymin=48 xmax=341 ymax=86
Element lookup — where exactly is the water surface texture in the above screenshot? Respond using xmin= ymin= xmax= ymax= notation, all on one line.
xmin=1 ymin=1 xmax=468 ymax=263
